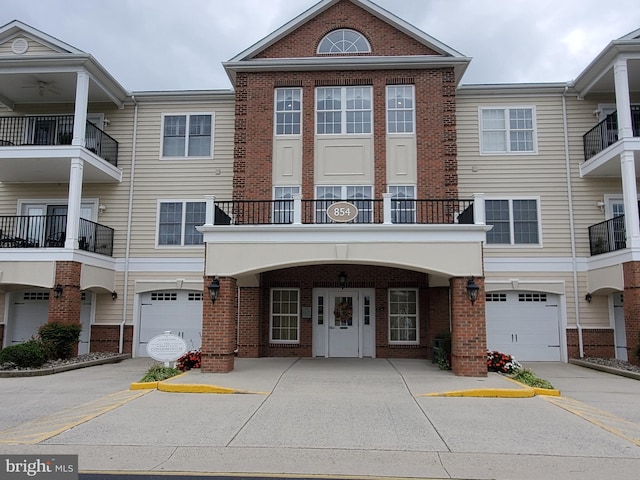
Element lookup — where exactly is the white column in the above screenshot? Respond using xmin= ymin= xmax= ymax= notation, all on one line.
xmin=621 ymin=151 xmax=640 ymax=249
xmin=72 ymin=71 xmax=90 ymax=147
xmin=383 ymin=193 xmax=393 ymax=225
xmin=293 ymin=193 xmax=302 ymax=225
xmin=472 ymin=193 xmax=485 ymax=225
xmin=204 ymin=195 xmax=216 ymax=227
xmin=614 ymin=59 xmax=633 ymax=140
xmin=65 ymin=158 xmax=84 ymax=249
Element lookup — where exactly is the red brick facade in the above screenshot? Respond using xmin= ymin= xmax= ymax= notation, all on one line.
xmin=623 ymin=261 xmax=640 ymax=365
xmin=450 ymin=277 xmax=487 ymax=377
xmin=201 ymin=276 xmax=237 ymax=372
xmin=566 ymin=328 xmax=615 ymax=359
xmin=90 ymin=325 xmax=134 ymax=354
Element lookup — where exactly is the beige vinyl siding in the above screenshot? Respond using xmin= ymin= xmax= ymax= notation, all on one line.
xmin=126 ymin=98 xmax=234 ymax=257
xmin=0 ymin=38 xmax=60 ymax=56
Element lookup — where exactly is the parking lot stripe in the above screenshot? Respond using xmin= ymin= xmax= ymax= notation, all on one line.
xmin=0 ymin=389 xmax=150 ymax=445
xmin=543 ymin=395 xmax=640 ymax=446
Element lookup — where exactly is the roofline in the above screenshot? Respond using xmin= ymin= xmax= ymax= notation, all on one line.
xmin=457 ymin=82 xmax=573 ymax=96
xmin=129 ymin=90 xmax=235 ymax=103
xmin=0 ymin=20 xmax=84 ymax=54
xmin=227 ymin=0 xmax=465 ymax=63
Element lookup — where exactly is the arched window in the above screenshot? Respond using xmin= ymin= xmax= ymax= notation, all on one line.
xmin=317 ymin=29 xmax=371 ymax=54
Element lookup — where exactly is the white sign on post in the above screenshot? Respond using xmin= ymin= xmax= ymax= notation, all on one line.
xmin=146 ymin=331 xmax=187 ymax=366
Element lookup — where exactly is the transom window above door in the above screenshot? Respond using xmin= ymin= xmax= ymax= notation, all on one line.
xmin=316 ymin=86 xmax=372 ymax=135
xmin=161 ymin=113 xmax=213 ymax=158
xmin=317 ymin=29 xmax=371 ymax=54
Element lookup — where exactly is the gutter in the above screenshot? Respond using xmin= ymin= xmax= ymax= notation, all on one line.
xmin=562 ymin=85 xmax=584 ymax=358
xmin=119 ymin=95 xmax=139 ymax=354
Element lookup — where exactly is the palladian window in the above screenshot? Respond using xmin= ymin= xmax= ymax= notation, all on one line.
xmin=317 ymin=29 xmax=371 ymax=54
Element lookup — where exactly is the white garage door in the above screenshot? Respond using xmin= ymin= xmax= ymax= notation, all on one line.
xmin=486 ymin=291 xmax=561 ymax=361
xmin=138 ymin=290 xmax=203 ymax=357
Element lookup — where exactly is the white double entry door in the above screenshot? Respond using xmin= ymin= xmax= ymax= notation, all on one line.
xmin=312 ymin=288 xmax=375 ymax=358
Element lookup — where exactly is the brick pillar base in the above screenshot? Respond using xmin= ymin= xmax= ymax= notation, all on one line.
xmin=237 ymin=287 xmax=260 ymax=358
xmin=201 ymin=276 xmax=237 ymax=373
xmin=623 ymin=262 xmax=640 ymax=365
xmin=48 ymin=261 xmax=82 ymax=357
xmin=450 ymin=276 xmax=487 ymax=377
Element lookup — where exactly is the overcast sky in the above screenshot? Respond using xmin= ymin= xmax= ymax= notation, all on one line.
xmin=3 ymin=0 xmax=640 ymax=91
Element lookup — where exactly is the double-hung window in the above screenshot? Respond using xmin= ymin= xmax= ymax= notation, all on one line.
xmin=485 ymin=199 xmax=540 ymax=245
xmin=388 ymin=185 xmax=416 ymax=223
xmin=162 ymin=113 xmax=213 ymax=157
xmin=315 ymin=185 xmax=373 ymax=223
xmin=387 ymin=85 xmax=415 ymax=134
xmin=389 ymin=289 xmax=418 ymax=344
xmin=158 ymin=201 xmax=205 ymax=246
xmin=275 ymin=88 xmax=302 ymax=135
xmin=273 ymin=186 xmax=300 ymax=224
xmin=270 ymin=289 xmax=300 ymax=343
xmin=480 ymin=107 xmax=536 ymax=153
xmin=316 ymin=86 xmax=372 ymax=134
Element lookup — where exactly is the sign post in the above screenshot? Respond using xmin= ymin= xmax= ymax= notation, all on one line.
xmin=146 ymin=331 xmax=187 ymax=367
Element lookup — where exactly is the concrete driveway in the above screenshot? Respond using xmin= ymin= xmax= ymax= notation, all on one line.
xmin=1 ymin=357 xmax=640 ymax=480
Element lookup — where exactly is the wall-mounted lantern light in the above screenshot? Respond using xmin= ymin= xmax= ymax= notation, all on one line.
xmin=338 ymin=271 xmax=348 ymax=289
xmin=585 ymin=293 xmax=592 ymax=303
xmin=208 ymin=277 xmax=221 ymax=303
xmin=112 ymin=291 xmax=118 ymax=301
xmin=53 ymin=284 xmax=63 ymax=298
xmin=466 ymin=277 xmax=480 ymax=305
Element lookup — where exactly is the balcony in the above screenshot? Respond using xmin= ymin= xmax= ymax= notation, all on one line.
xmin=0 ymin=215 xmax=114 ymax=256
xmin=213 ymin=198 xmax=475 ymax=225
xmin=583 ymin=107 xmax=640 ymax=161
xmin=588 ymin=215 xmax=626 ymax=256
xmin=0 ymin=115 xmax=118 ymax=166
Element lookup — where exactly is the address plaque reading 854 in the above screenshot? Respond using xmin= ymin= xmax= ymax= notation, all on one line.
xmin=327 ymin=201 xmax=359 ymax=223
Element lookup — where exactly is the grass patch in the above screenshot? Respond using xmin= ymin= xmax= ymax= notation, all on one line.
xmin=139 ymin=364 xmax=182 ymax=383
xmin=511 ymin=368 xmax=554 ymax=389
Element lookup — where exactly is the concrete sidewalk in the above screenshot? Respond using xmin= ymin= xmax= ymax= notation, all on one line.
xmin=2 ymin=357 xmax=640 ymax=480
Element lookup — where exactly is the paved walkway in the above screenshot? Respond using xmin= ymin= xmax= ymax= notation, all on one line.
xmin=1 ymin=357 xmax=640 ymax=479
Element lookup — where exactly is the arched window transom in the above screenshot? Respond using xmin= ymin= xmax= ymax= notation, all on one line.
xmin=317 ymin=29 xmax=371 ymax=54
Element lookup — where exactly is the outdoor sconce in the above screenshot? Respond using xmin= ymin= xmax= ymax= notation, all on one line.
xmin=208 ymin=277 xmax=221 ymax=303
xmin=111 ymin=291 xmax=118 ymax=301
xmin=466 ymin=277 xmax=480 ymax=305
xmin=338 ymin=271 xmax=348 ymax=289
xmin=53 ymin=284 xmax=63 ymax=299
xmin=585 ymin=293 xmax=592 ymax=303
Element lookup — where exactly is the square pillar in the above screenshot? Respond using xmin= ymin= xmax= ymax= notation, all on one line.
xmin=450 ymin=276 xmax=487 ymax=377
xmin=48 ymin=261 xmax=82 ymax=357
xmin=623 ymin=262 xmax=640 ymax=365
xmin=237 ymin=287 xmax=261 ymax=357
xmin=201 ymin=276 xmax=237 ymax=372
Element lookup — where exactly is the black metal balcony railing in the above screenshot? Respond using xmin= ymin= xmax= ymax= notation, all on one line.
xmin=588 ymin=215 xmax=626 ymax=255
xmin=0 ymin=215 xmax=114 ymax=256
xmin=0 ymin=115 xmax=118 ymax=166
xmin=213 ymin=199 xmax=474 ymax=225
xmin=583 ymin=106 xmax=640 ymax=161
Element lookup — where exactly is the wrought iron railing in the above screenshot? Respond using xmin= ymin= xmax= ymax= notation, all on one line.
xmin=588 ymin=215 xmax=626 ymax=255
xmin=0 ymin=115 xmax=118 ymax=166
xmin=583 ymin=106 xmax=640 ymax=161
xmin=0 ymin=215 xmax=114 ymax=256
xmin=213 ymin=199 xmax=474 ymax=225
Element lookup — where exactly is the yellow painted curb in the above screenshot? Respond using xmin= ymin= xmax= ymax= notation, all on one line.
xmin=129 ymin=381 xmax=158 ymax=390
xmin=157 ymin=382 xmax=269 ymax=394
xmin=421 ymin=387 xmax=534 ymax=398
xmin=504 ymin=377 xmax=561 ymax=396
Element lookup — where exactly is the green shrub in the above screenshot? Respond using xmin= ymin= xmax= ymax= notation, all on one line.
xmin=511 ymin=369 xmax=554 ymax=389
xmin=38 ymin=322 xmax=82 ymax=360
xmin=0 ymin=340 xmax=46 ymax=368
xmin=139 ymin=364 xmax=182 ymax=382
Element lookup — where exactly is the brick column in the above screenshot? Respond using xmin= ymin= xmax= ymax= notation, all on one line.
xmin=237 ymin=287 xmax=260 ymax=358
xmin=201 ymin=276 xmax=237 ymax=372
xmin=450 ymin=276 xmax=487 ymax=377
xmin=48 ymin=261 xmax=82 ymax=356
xmin=623 ymin=262 xmax=640 ymax=365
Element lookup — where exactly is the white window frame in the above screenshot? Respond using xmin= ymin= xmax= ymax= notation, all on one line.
xmin=273 ymin=186 xmax=300 ymax=224
xmin=388 ymin=288 xmax=419 ymax=345
xmin=156 ymin=200 xmax=206 ymax=248
xmin=388 ymin=185 xmax=416 ymax=223
xmin=386 ymin=85 xmax=415 ymax=134
xmin=317 ymin=29 xmax=371 ymax=54
xmin=479 ymin=106 xmax=537 ymax=155
xmin=160 ymin=113 xmax=214 ymax=159
xmin=484 ymin=197 xmax=542 ymax=247
xmin=315 ymin=185 xmax=373 ymax=223
xmin=270 ymin=288 xmax=300 ymax=344
xmin=316 ymin=86 xmax=373 ymax=135
xmin=274 ymin=88 xmax=302 ymax=136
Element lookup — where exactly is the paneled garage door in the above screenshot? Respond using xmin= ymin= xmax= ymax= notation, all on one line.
xmin=486 ymin=291 xmax=561 ymax=361
xmin=138 ymin=290 xmax=203 ymax=357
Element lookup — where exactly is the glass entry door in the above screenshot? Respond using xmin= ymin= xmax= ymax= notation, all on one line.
xmin=328 ymin=293 xmax=359 ymax=357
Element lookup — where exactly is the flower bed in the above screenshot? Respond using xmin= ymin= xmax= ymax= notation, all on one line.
xmin=487 ymin=350 xmax=522 ymax=374
xmin=176 ymin=349 xmax=201 ymax=371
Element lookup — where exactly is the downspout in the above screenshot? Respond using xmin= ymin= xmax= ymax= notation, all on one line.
xmin=119 ymin=96 xmax=139 ymax=354
xmin=562 ymin=85 xmax=584 ymax=358
xmin=235 ymin=286 xmax=240 ymax=354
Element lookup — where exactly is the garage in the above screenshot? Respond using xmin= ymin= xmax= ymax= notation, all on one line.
xmin=485 ymin=291 xmax=561 ymax=361
xmin=138 ymin=290 xmax=203 ymax=357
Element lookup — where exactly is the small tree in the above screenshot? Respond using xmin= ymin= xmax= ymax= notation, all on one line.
xmin=38 ymin=322 xmax=82 ymax=360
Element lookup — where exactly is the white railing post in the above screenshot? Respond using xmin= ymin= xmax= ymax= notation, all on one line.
xmin=383 ymin=193 xmax=393 ymax=225
xmin=293 ymin=193 xmax=303 ymax=225
xmin=473 ymin=193 xmax=485 ymax=225
xmin=204 ymin=195 xmax=216 ymax=227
